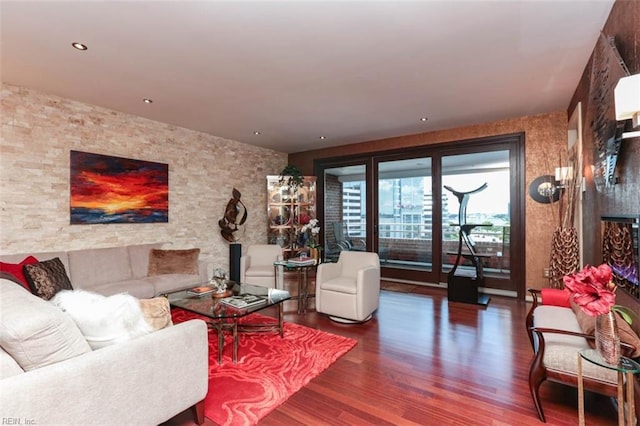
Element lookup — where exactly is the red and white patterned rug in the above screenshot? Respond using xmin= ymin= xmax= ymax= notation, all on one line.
xmin=172 ymin=309 xmax=357 ymax=426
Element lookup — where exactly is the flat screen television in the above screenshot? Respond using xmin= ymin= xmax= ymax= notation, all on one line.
xmin=602 ymin=215 xmax=639 ymax=299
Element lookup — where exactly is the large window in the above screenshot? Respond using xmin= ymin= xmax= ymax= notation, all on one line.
xmin=377 ymin=158 xmax=433 ymax=271
xmin=442 ymin=151 xmax=511 ymax=279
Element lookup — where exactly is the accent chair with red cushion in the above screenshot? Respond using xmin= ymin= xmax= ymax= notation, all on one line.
xmin=526 ymin=288 xmax=640 ymax=422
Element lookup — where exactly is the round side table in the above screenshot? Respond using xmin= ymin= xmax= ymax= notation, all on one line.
xmin=577 ymin=348 xmax=640 ymax=426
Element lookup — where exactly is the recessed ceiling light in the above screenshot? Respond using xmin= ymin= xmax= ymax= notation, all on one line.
xmin=253 ymin=131 xmax=261 ymax=135
xmin=420 ymin=117 xmax=428 ymax=122
xmin=71 ymin=42 xmax=88 ymax=51
xmin=319 ymin=136 xmax=326 ymax=140
xmin=143 ymin=98 xmax=153 ymax=104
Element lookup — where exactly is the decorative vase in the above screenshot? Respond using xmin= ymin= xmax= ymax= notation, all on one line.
xmin=548 ymin=226 xmax=580 ymax=288
xmin=595 ymin=311 xmax=621 ymax=365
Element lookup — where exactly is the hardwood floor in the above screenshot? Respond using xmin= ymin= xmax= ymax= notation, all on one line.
xmin=164 ymin=278 xmax=619 ymax=426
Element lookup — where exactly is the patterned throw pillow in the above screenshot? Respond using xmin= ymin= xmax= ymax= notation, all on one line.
xmin=23 ymin=257 xmax=73 ymax=300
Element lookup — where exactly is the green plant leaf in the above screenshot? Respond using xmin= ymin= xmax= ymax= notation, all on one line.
xmin=612 ymin=305 xmax=637 ymax=325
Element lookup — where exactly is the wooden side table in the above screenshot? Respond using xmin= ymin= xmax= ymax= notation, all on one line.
xmin=577 ymin=348 xmax=640 ymax=426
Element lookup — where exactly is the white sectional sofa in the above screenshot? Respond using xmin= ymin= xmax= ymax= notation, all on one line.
xmin=0 ymin=242 xmax=208 ymax=298
xmin=0 ymin=280 xmax=209 ymax=425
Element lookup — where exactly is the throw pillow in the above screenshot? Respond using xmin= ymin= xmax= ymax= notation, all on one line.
xmin=0 ymin=256 xmax=39 ymax=291
xmin=139 ymin=297 xmax=173 ymax=330
xmin=147 ymin=248 xmax=200 ymax=276
xmin=23 ymin=257 xmax=73 ymax=300
xmin=540 ymin=288 xmax=571 ymax=308
xmin=570 ymin=299 xmax=640 ymax=358
xmin=0 ymin=280 xmax=91 ymax=371
xmin=50 ymin=290 xmax=153 ymax=350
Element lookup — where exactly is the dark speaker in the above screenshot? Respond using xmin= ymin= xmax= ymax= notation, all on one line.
xmin=229 ymin=243 xmax=242 ymax=282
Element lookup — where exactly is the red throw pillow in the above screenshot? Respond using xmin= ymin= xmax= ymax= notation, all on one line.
xmin=0 ymin=256 xmax=39 ymax=290
xmin=541 ymin=288 xmax=572 ymax=308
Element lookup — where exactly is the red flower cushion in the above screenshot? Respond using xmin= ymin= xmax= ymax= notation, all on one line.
xmin=0 ymin=256 xmax=39 ymax=290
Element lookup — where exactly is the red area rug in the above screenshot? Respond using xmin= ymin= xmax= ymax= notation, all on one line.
xmin=172 ymin=309 xmax=357 ymax=426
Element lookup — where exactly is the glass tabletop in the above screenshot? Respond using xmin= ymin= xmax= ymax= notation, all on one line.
xmin=579 ymin=349 xmax=640 ymax=373
xmin=274 ymin=259 xmax=319 ymax=268
xmin=168 ymin=281 xmax=290 ymax=320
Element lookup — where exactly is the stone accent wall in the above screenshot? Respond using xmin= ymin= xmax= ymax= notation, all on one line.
xmin=0 ymin=84 xmax=287 ymax=275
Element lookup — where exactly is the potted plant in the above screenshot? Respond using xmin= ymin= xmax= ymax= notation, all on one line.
xmin=278 ymin=164 xmax=304 ymax=191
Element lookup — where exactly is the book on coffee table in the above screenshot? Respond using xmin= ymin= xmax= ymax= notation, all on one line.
xmin=220 ymin=294 xmax=267 ymax=309
xmin=187 ymin=286 xmax=215 ymax=296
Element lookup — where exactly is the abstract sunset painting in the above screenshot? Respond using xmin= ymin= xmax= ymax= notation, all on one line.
xmin=70 ymin=151 xmax=168 ymax=224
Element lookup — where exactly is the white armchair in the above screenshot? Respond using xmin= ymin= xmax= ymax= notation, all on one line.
xmin=240 ymin=244 xmax=283 ymax=288
xmin=315 ymin=251 xmax=380 ymax=323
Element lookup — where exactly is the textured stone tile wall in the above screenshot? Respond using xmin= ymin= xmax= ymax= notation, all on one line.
xmin=0 ymin=84 xmax=287 ymax=276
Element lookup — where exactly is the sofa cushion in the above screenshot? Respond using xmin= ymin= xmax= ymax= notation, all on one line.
xmin=67 ymin=246 xmax=133 ymax=289
xmin=141 ymin=274 xmax=204 ymax=295
xmin=88 ymin=279 xmax=156 ymax=299
xmin=0 ymin=252 xmax=70 ymax=274
xmin=0 ymin=256 xmax=39 ymax=290
xmin=0 ymin=279 xmax=91 ymax=371
xmin=128 ymin=243 xmax=164 ymax=279
xmin=50 ymin=290 xmax=153 ymax=350
xmin=23 ymin=257 xmax=73 ymax=300
xmin=148 ymin=248 xmax=200 ymax=276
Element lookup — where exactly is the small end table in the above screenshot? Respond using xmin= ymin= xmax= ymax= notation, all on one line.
xmin=274 ymin=260 xmax=317 ymax=314
xmin=577 ymin=348 xmax=640 ymax=426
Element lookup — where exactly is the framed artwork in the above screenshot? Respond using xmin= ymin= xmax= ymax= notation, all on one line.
xmin=70 ymin=150 xmax=169 ymax=224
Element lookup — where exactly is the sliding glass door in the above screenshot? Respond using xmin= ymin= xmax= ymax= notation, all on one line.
xmin=375 ymin=156 xmax=438 ymax=283
xmin=315 ymin=133 xmax=524 ymax=296
xmin=441 ymin=151 xmax=511 ymax=287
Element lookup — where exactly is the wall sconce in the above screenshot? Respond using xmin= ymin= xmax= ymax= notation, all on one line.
xmin=614 ymin=73 xmax=640 ymax=139
xmin=529 ymin=175 xmax=562 ymax=203
xmin=554 ymin=166 xmax=572 ymax=188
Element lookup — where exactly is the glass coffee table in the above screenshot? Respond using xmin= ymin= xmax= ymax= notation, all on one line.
xmin=167 ymin=282 xmax=290 ymax=364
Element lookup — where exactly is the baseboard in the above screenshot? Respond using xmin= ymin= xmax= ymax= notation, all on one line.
xmin=382 ymin=277 xmax=518 ymax=299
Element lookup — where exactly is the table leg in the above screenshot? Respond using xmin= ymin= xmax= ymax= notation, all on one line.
xmin=297 ymin=267 xmax=303 ymax=314
xmin=578 ymin=355 xmax=585 ymax=426
xmin=302 ymin=267 xmax=308 ymax=313
xmin=215 ymin=322 xmax=224 ymax=365
xmin=618 ymin=371 xmax=625 ymax=426
xmin=277 ymin=302 xmax=284 ymax=337
xmin=624 ymin=371 xmax=635 ymax=426
xmin=232 ymin=320 xmax=239 ymax=364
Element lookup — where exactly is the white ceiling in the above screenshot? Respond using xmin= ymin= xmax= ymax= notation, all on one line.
xmin=1 ymin=1 xmax=614 ymax=154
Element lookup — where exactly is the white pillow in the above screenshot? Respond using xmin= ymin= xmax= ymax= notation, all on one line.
xmin=0 ymin=280 xmax=91 ymax=371
xmin=50 ymin=290 xmax=153 ymax=350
